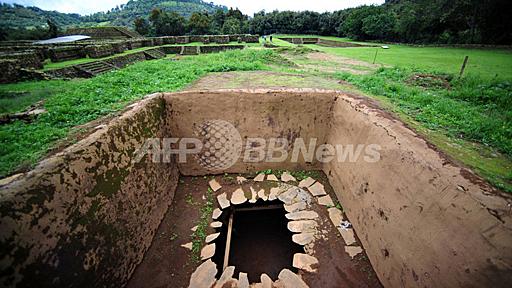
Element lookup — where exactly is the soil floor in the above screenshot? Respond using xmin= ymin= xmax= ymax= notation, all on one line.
xmin=127 ymin=172 xmax=382 ymax=288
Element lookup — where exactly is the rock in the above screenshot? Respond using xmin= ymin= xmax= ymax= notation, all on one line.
xmin=292 ymin=233 xmax=315 ymax=245
xmin=277 ymin=269 xmax=308 ymax=288
xmin=188 ymin=259 xmax=217 ymax=288
xmin=307 ymin=182 xmax=326 ymax=196
xmin=249 ymin=187 xmax=258 ymax=203
xmin=211 ymin=221 xmax=223 ymax=228
xmin=294 ymin=188 xmax=313 ymax=205
xmin=212 ymin=208 xmax=222 ymax=220
xmin=181 ymin=242 xmax=193 ymax=250
xmin=261 ymin=274 xmax=273 ymax=288
xmin=284 ymin=202 xmax=307 ymax=213
xmin=209 ymin=179 xmax=222 ymax=192
xmin=327 ymin=207 xmax=343 ymax=227
xmin=345 ymin=246 xmax=363 ymax=258
xmin=237 ymin=176 xmax=248 ymax=184
xmin=339 ymin=228 xmax=356 ymax=245
xmin=217 ymin=193 xmax=230 ymax=209
xmin=214 ymin=266 xmax=236 ymax=288
xmin=287 ymin=220 xmax=317 ymax=233
xmin=285 ymin=211 xmax=319 ymax=220
xmin=269 ymin=185 xmax=291 ymax=201
xmin=281 ymin=172 xmax=296 ymax=182
xmin=238 ymin=272 xmax=249 ymax=288
xmin=205 ymin=233 xmax=220 ymax=243
xmin=298 ymin=177 xmax=315 ymax=188
xmin=191 ymin=225 xmax=198 ymax=232
xmin=258 ymin=189 xmax=268 ymax=201
xmin=201 ymin=243 xmax=216 ymax=260
xmin=231 ymin=188 xmax=248 ymax=205
xmin=267 ymin=174 xmax=279 ymax=181
xmin=317 ymin=195 xmax=334 ymax=206
xmin=278 ymin=187 xmax=299 ymax=205
xmin=293 ymin=253 xmax=319 ymax=273
xmin=231 ymin=188 xmax=247 ymax=205
xmin=268 ymin=187 xmax=280 ymax=201
xmin=254 ymin=174 xmax=265 ymax=181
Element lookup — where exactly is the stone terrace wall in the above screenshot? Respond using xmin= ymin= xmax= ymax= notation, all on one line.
xmin=0 ymin=95 xmax=179 ymax=288
xmin=110 ymin=42 xmax=128 ymax=54
xmin=48 ymin=46 xmax=85 ymax=62
xmin=85 ymin=44 xmax=115 ymax=59
xmin=199 ymin=45 xmax=244 ymax=54
xmin=104 ymin=52 xmax=147 ymax=68
xmin=317 ymin=39 xmax=367 ymax=47
xmin=65 ymin=27 xmax=141 ymax=39
xmin=176 ymin=36 xmax=190 ymax=44
xmin=0 ymin=51 xmax=43 ymax=69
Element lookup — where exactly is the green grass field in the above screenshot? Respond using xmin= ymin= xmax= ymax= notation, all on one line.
xmin=1 ymin=36 xmax=511 ymax=191
xmin=311 ymin=45 xmax=512 ymax=80
xmin=0 ymin=49 xmax=276 ymax=176
xmin=274 ymin=34 xmax=512 ymax=79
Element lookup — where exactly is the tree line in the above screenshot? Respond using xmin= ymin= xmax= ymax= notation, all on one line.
xmin=136 ymin=0 xmax=511 ymax=45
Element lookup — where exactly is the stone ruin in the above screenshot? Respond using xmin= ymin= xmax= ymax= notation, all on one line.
xmin=0 ymin=33 xmax=260 ymax=84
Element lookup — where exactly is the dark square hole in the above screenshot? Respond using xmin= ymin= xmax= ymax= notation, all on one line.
xmin=213 ymin=201 xmax=303 ymax=283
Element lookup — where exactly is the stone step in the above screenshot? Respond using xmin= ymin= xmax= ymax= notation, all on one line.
xmin=144 ymin=49 xmax=166 ymax=59
xmin=75 ymin=61 xmax=117 ymax=76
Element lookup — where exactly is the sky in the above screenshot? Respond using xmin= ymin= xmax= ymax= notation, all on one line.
xmin=2 ymin=0 xmax=385 ymax=15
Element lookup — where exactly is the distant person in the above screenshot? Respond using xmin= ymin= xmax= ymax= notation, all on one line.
xmin=263 ymin=35 xmax=267 ymax=43
xmin=270 ymin=35 xmax=273 ymax=42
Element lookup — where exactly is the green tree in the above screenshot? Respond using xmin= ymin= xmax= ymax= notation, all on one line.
xmin=149 ymin=9 xmax=186 ymax=36
xmin=134 ymin=17 xmax=150 ymax=36
xmin=222 ymin=17 xmax=241 ymax=34
xmin=46 ymin=18 xmax=59 ymax=38
xmin=188 ymin=12 xmax=211 ymax=35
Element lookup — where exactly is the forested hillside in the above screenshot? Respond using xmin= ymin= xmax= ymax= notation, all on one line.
xmin=0 ymin=0 xmax=226 ymax=29
xmin=1 ymin=0 xmax=510 ymax=44
xmin=0 ymin=3 xmax=83 ymax=29
xmin=82 ymin=0 xmax=227 ymax=26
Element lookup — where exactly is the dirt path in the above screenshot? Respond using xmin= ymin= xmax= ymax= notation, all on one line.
xmin=186 ymin=71 xmax=350 ymax=91
xmin=283 ymin=51 xmax=382 ymax=74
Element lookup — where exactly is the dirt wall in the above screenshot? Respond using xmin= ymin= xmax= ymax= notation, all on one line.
xmin=0 ymin=95 xmax=179 ymax=288
xmin=163 ymin=89 xmax=335 ymax=175
xmin=1 ymin=89 xmax=510 ymax=287
xmin=323 ymin=93 xmax=512 ymax=287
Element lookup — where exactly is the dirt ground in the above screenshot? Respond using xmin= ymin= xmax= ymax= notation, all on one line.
xmin=127 ymin=172 xmax=382 ymax=288
xmin=186 ymin=71 xmax=350 ymax=91
xmin=281 ymin=51 xmax=382 ymax=74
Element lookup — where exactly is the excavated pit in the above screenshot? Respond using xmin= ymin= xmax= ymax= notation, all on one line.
xmin=212 ymin=201 xmax=303 ymax=283
xmin=1 ymin=89 xmax=511 ymax=288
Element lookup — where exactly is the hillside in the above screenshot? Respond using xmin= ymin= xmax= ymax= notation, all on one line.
xmin=83 ymin=0 xmax=227 ymax=27
xmin=0 ymin=0 xmax=227 ymax=29
xmin=0 ymin=3 xmax=83 ymax=29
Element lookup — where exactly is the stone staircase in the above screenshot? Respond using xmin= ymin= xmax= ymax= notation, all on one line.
xmin=114 ymin=26 xmax=142 ymax=39
xmin=75 ymin=61 xmax=118 ymax=77
xmin=144 ymin=48 xmax=166 ymax=60
xmin=180 ymin=46 xmax=200 ymax=55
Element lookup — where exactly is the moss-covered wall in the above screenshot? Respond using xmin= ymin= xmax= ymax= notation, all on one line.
xmin=0 ymin=94 xmax=179 ymax=287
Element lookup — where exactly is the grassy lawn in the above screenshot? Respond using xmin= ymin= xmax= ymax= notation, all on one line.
xmin=335 ymin=68 xmax=511 ymax=191
xmin=1 ymin=40 xmax=511 ymax=192
xmin=309 ymin=45 xmax=512 ymax=80
xmin=43 ymin=42 xmax=265 ymax=71
xmin=0 ymin=49 xmax=277 ymax=177
xmin=273 ymin=34 xmax=512 ymax=80
xmin=42 ymin=46 xmax=157 ymax=70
